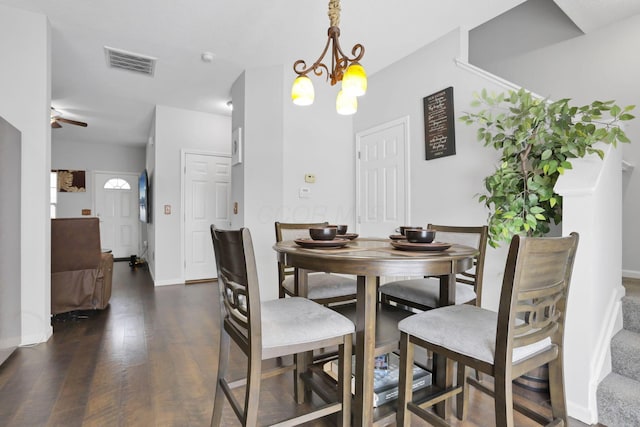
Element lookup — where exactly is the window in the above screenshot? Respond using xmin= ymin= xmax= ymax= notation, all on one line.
xmin=50 ymin=171 xmax=57 ymax=218
xmin=104 ymin=178 xmax=131 ymax=190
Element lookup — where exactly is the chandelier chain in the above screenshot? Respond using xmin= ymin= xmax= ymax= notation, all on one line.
xmin=328 ymin=0 xmax=341 ymax=27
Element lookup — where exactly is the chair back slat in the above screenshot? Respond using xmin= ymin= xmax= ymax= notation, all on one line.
xmin=275 ymin=221 xmax=328 ymax=243
xmin=211 ymin=226 xmax=261 ymax=349
xmin=274 ymin=221 xmax=329 ymax=288
xmin=496 ymin=233 xmax=579 ymax=366
xmin=428 ymin=224 xmax=489 ymax=306
xmin=220 ymin=276 xmax=249 ymax=327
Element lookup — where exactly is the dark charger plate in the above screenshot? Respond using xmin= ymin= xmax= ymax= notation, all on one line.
xmin=294 ymin=238 xmax=350 ymax=249
xmin=337 ymin=233 xmax=359 ymax=240
xmin=391 ymin=241 xmax=452 ymax=251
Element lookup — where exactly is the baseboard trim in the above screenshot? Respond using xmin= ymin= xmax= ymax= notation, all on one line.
xmin=153 ymin=278 xmax=184 ymax=287
xmin=568 ymin=401 xmax=597 ymax=425
xmin=185 ymin=278 xmax=216 ymax=285
xmin=580 ymin=284 xmax=626 ymax=425
xmin=21 ymin=325 xmax=53 ymax=346
xmin=622 ymin=269 xmax=640 ymax=279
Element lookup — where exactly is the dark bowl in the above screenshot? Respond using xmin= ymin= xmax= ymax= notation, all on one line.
xmin=309 ymin=227 xmax=337 ymax=241
xmin=405 ymin=229 xmax=436 ymax=243
xmin=332 ymin=224 xmax=348 ymax=235
xmin=398 ymin=226 xmax=423 ymax=236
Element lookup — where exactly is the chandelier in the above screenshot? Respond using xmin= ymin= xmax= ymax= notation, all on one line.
xmin=291 ymin=0 xmax=367 ymax=115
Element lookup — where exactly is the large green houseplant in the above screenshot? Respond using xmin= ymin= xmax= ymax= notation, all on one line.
xmin=460 ymin=88 xmax=635 ymax=247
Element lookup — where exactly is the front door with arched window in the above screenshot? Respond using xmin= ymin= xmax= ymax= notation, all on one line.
xmin=94 ymin=172 xmax=140 ymax=258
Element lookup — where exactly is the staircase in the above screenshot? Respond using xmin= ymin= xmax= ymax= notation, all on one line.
xmin=597 ymin=280 xmax=640 ymax=426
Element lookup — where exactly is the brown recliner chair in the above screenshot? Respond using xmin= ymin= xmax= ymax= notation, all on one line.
xmin=51 ymin=217 xmax=113 ymax=315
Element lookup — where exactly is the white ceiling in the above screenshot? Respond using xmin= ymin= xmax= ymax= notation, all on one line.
xmin=555 ymin=0 xmax=640 ymax=33
xmin=0 ymin=0 xmax=636 ymax=147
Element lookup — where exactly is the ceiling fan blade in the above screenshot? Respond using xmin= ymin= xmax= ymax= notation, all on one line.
xmin=57 ymin=117 xmax=88 ymax=127
xmin=51 ymin=120 xmax=62 ymax=129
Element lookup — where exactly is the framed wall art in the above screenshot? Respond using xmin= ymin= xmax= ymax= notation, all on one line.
xmin=423 ymin=86 xmax=456 ymax=160
xmin=55 ymin=169 xmax=86 ymax=192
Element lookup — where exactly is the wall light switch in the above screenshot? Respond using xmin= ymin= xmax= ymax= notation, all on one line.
xmin=81 ymin=209 xmax=91 ymax=216
xmin=304 ymin=174 xmax=316 ymax=183
xmin=299 ymin=187 xmax=311 ymax=198
xmin=233 ymin=202 xmax=239 ymax=214
xmin=164 ymin=204 xmax=171 ymax=215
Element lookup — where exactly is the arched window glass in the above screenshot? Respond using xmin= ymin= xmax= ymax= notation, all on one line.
xmin=104 ymin=178 xmax=131 ymax=190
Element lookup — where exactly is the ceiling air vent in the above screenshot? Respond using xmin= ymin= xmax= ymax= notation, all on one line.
xmin=104 ymin=46 xmax=157 ymax=76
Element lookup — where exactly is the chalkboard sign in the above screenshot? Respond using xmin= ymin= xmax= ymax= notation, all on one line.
xmin=424 ymin=86 xmax=455 ymax=160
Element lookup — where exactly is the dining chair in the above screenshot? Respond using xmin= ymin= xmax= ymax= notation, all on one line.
xmin=395 ymin=232 xmax=579 ymax=427
xmin=275 ymin=221 xmax=357 ymax=305
xmin=379 ymin=224 xmax=489 ymax=311
xmin=210 ymin=226 xmax=354 ymax=427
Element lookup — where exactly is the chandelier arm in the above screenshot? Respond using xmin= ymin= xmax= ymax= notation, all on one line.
xmin=329 ymin=29 xmax=365 ymax=64
xmin=349 ymin=44 xmax=365 ymax=63
xmin=293 ymin=34 xmax=334 ymax=80
xmin=313 ymin=63 xmax=330 ymax=78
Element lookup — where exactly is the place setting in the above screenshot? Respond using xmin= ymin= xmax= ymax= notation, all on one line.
xmin=389 ymin=227 xmax=452 ymax=252
xmin=294 ymin=224 xmax=355 ymax=249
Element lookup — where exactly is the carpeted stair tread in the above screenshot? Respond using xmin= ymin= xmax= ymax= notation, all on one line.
xmin=597 ymin=372 xmax=640 ymax=427
xmin=611 ymin=329 xmax=640 ymax=382
xmin=622 ymin=295 xmax=640 ymax=333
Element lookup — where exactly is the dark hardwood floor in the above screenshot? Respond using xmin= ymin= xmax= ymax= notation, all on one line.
xmin=0 ymin=262 xmax=595 ymax=426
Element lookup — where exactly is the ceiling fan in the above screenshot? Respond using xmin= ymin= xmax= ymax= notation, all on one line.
xmin=50 ymin=107 xmax=88 ymax=128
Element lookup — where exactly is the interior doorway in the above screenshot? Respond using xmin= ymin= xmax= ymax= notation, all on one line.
xmin=355 ymin=116 xmax=410 ymax=238
xmin=183 ymin=152 xmax=231 ymax=282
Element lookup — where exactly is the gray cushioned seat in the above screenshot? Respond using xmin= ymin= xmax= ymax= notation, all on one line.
xmin=380 ymin=278 xmax=476 ymax=307
xmin=398 ymin=305 xmax=551 ymax=364
xmin=282 ymin=273 xmax=357 ymax=300
xmin=261 ymin=297 xmax=355 ymax=358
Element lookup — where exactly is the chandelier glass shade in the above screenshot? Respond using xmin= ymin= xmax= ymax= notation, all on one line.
xmin=291 ymin=76 xmax=315 ymax=106
xmin=341 ymin=62 xmax=367 ymax=97
xmin=291 ymin=0 xmax=366 ymax=114
xmin=336 ymin=90 xmax=357 ymax=115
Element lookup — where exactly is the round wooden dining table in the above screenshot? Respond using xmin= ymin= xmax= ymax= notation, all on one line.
xmin=274 ymin=237 xmax=478 ymax=426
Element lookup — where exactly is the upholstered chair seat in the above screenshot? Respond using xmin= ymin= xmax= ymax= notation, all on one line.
xmin=398 ymin=305 xmax=552 ymax=365
xmin=380 ymin=278 xmax=477 ymax=309
xmin=281 ymin=273 xmax=357 ymax=302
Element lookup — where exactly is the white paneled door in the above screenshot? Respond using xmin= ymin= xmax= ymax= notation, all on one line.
xmin=356 ymin=117 xmax=409 ymax=238
xmin=184 ymin=153 xmax=231 ymax=281
xmin=94 ymin=172 xmax=139 ymax=258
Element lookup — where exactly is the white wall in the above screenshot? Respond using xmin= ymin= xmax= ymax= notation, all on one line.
xmin=152 ymin=105 xmax=230 ymax=286
xmin=353 ymin=29 xmax=509 ymax=310
xmin=0 ymin=117 xmax=22 ymax=364
xmin=230 ymin=66 xmax=285 ymax=301
xmin=477 ymin=13 xmax=640 ymax=278
xmin=281 ymin=69 xmax=355 ymax=227
xmin=230 ymin=73 xmax=246 ymax=230
xmin=145 ymin=117 xmax=157 ymax=281
xmin=0 ymin=5 xmax=52 ymax=345
xmin=556 ymin=143 xmax=624 ymax=422
xmin=52 ymin=140 xmax=145 ymax=218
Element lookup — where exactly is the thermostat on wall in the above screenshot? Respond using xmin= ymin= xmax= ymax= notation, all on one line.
xmin=299 ymin=187 xmax=311 ymax=198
